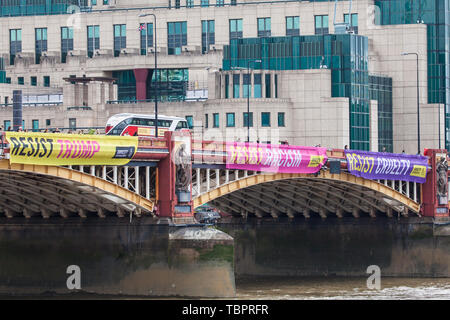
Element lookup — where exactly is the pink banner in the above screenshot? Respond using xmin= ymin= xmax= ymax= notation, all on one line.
xmin=226 ymin=142 xmax=328 ymax=174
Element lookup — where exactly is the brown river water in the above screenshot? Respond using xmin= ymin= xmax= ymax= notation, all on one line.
xmin=2 ymin=277 xmax=449 ymax=300
xmin=234 ymin=276 xmax=450 ymax=300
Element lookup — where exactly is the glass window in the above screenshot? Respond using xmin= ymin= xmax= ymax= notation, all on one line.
xmin=233 ymin=74 xmax=240 ymax=98
xmin=61 ymin=27 xmax=74 ymax=63
xmin=261 ymin=112 xmax=271 ymax=127
xmin=4 ymin=120 xmax=11 ymax=130
xmin=274 ymin=74 xmax=278 ymax=98
xmin=225 ymin=74 xmax=229 ymax=99
xmin=243 ymin=73 xmax=250 ymax=98
xmin=30 ymin=76 xmax=37 ymax=86
xmin=32 ymin=120 xmax=39 ymax=132
xmin=216 ymin=0 xmax=224 ymax=7
xmin=201 ymin=20 xmax=215 ymax=54
xmin=205 ymin=114 xmax=208 ymax=128
xmin=87 ymin=25 xmax=100 ymax=58
xmin=257 ymin=17 xmax=271 ymax=37
xmin=18 ymin=77 xmax=24 ymax=85
xmin=9 ymin=29 xmax=22 ymax=66
xmin=286 ymin=16 xmax=300 ymax=36
xmin=226 ymin=113 xmax=235 ymax=127
xmin=229 ymin=19 xmax=243 ymax=40
xmin=69 ymin=118 xmax=76 ymax=129
xmin=43 ymin=76 xmax=50 ymax=87
xmin=344 ymin=13 xmax=358 ymax=34
xmin=140 ymin=23 xmax=153 ymax=55
xmin=201 ymin=0 xmax=209 ymax=7
xmin=254 ymin=74 xmax=262 ymax=98
xmin=278 ymin=112 xmax=285 ymax=127
xmin=243 ymin=112 xmax=253 ymax=127
xmin=113 ymin=24 xmax=126 ymax=57
xmin=167 ymin=22 xmax=187 ymax=55
xmin=265 ymin=74 xmax=271 ymax=98
xmin=35 ymin=28 xmax=47 ymax=64
xmin=185 ymin=115 xmax=193 ymax=129
xmin=213 ymin=113 xmax=220 ymax=128
xmin=315 ymin=15 xmax=329 ymax=35
xmin=186 ymin=0 xmax=194 ymax=7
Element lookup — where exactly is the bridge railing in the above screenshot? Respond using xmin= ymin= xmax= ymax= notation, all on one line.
xmin=191 ymin=142 xmax=425 ymax=205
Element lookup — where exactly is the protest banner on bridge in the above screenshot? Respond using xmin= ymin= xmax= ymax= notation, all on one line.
xmin=6 ymin=132 xmax=138 ymax=166
xmin=345 ymin=150 xmax=429 ymax=183
xmin=226 ymin=142 xmax=328 ymax=174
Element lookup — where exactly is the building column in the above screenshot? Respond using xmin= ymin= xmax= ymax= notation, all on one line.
xmin=133 ymin=69 xmax=149 ymax=101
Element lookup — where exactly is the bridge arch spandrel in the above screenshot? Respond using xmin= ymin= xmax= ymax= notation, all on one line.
xmin=193 ymin=171 xmax=421 ymax=218
xmin=0 ymin=160 xmax=154 ymax=219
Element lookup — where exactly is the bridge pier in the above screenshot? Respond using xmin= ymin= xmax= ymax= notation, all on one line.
xmin=220 ymin=217 xmax=450 ymax=278
xmin=0 ymin=218 xmax=235 ymax=298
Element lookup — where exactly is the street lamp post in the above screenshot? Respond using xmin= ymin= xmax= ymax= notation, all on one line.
xmin=231 ymin=59 xmax=261 ymax=143
xmin=245 ymin=59 xmax=261 ymax=143
xmin=139 ymin=12 xmax=159 ymax=137
xmin=402 ymin=52 xmax=420 ymax=154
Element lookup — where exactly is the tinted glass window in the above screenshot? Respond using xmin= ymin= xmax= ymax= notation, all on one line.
xmin=158 ymin=120 xmax=173 ymax=127
xmin=132 ymin=118 xmax=154 ymax=126
xmin=176 ymin=121 xmax=188 ymax=129
xmin=108 ymin=120 xmax=128 ymax=135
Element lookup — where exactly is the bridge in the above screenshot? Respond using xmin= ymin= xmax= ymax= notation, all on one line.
xmin=0 ymin=131 xmax=448 ymax=298
xmin=0 ymin=131 xmax=446 ymax=222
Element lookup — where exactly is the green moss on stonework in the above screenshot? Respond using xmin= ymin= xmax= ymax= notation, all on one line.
xmin=198 ymin=244 xmax=234 ymax=265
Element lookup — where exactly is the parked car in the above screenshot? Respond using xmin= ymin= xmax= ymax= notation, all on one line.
xmin=194 ymin=207 xmax=221 ymax=224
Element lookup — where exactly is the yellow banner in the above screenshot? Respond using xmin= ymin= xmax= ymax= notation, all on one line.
xmin=410 ymin=165 xmax=427 ymax=178
xmin=6 ymin=132 xmax=138 ymax=166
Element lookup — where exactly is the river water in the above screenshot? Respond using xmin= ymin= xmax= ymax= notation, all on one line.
xmin=1 ymin=277 xmax=449 ymax=300
xmin=235 ymin=277 xmax=450 ymax=300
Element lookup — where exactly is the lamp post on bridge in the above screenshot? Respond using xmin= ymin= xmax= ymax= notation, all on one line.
xmin=401 ymin=52 xmax=420 ymax=154
xmin=139 ymin=12 xmax=159 ymax=137
xmin=232 ymin=59 xmax=262 ymax=143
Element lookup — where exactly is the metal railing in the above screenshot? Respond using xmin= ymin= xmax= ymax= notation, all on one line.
xmin=0 ymin=102 xmax=63 ymax=108
xmin=107 ymin=97 xmax=207 ymax=104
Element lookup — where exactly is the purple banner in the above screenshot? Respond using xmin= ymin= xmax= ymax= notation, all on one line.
xmin=345 ymin=150 xmax=429 ymax=183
